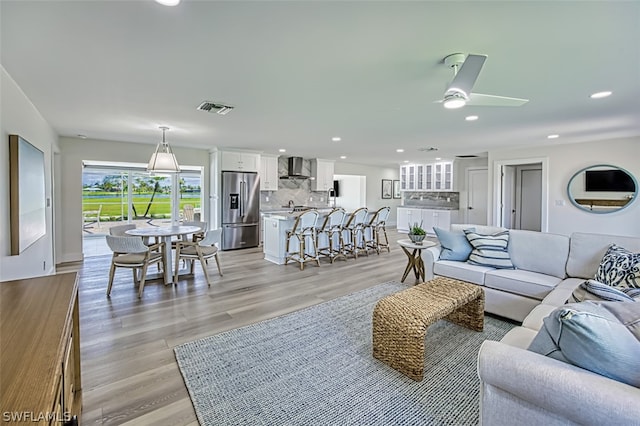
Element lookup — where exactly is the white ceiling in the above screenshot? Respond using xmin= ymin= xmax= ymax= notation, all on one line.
xmin=2 ymin=1 xmax=639 ymax=168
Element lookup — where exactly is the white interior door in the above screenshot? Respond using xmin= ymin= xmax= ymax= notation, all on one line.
xmin=467 ymin=168 xmax=488 ymax=225
xmin=515 ymin=166 xmax=542 ymax=231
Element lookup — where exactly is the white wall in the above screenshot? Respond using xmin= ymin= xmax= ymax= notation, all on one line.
xmin=334 ymin=161 xmax=400 ymax=225
xmin=58 ymin=137 xmax=211 ymax=262
xmin=0 ymin=67 xmax=58 ymax=281
xmin=488 ymin=137 xmax=640 ymax=237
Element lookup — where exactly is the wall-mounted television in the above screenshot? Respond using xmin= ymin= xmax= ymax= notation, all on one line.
xmin=585 ymin=169 xmax=634 ymax=192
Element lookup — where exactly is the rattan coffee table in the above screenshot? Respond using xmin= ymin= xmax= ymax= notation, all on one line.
xmin=372 ymin=277 xmax=484 ymax=381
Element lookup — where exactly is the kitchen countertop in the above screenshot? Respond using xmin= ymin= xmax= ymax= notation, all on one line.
xmin=398 ymin=206 xmax=459 ymax=210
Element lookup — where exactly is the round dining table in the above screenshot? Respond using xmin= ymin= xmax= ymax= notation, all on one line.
xmin=125 ymin=225 xmax=202 ymax=284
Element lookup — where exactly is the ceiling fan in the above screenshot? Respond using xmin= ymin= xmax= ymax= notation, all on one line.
xmin=438 ymin=53 xmax=529 ymax=109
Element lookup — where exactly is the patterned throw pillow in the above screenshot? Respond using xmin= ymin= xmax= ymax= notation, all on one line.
xmin=568 ymin=279 xmax=640 ymax=303
xmin=463 ymin=230 xmax=514 ymax=269
xmin=594 ymin=244 xmax=640 ymax=289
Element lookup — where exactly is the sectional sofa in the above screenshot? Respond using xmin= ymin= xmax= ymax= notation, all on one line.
xmin=422 ymin=225 xmax=640 ymax=425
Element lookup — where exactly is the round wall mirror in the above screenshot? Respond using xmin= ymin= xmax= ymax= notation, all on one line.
xmin=567 ymin=164 xmax=637 ymax=214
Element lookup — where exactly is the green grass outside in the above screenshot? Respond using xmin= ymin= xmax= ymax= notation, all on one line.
xmin=83 ymin=195 xmax=200 ymax=220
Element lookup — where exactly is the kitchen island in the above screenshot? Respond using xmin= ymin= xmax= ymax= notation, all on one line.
xmin=262 ymin=208 xmax=336 ymax=265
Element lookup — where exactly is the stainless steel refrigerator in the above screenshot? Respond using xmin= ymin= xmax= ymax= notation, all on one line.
xmin=221 ymin=171 xmax=260 ymax=250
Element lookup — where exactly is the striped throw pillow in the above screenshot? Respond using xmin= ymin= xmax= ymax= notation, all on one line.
xmin=568 ymin=279 xmax=640 ymax=303
xmin=464 ymin=229 xmax=514 ymax=269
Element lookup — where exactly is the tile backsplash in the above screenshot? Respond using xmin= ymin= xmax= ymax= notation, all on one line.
xmin=403 ymin=191 xmax=459 ymax=210
xmin=260 ymin=157 xmax=333 ymax=210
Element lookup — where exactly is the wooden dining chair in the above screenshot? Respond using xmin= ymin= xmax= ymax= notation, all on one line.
xmin=173 ymin=229 xmax=223 ymax=286
xmin=105 ymin=235 xmax=166 ymax=298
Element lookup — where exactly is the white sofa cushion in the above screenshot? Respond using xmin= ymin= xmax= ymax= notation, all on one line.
xmin=433 ymin=260 xmax=492 ymax=285
xmin=508 ymin=230 xmax=569 ymax=278
xmin=566 ymin=232 xmax=640 ymax=279
xmin=541 ymin=277 xmax=583 ymax=306
xmin=522 ymin=304 xmax=558 ymax=331
xmin=485 ymin=269 xmax=561 ymax=300
xmin=500 ymin=326 xmax=538 ymax=349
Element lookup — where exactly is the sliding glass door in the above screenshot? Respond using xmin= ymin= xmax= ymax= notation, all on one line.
xmin=82 ymin=162 xmax=203 ymax=255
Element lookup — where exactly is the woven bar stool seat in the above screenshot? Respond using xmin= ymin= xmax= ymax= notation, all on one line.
xmin=316 ymin=207 xmax=347 ymax=263
xmin=372 ymin=277 xmax=484 ymax=381
xmin=285 ymin=210 xmax=320 ymax=270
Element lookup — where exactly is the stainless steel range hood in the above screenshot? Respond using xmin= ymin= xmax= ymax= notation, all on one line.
xmin=280 ymin=157 xmax=310 ymax=179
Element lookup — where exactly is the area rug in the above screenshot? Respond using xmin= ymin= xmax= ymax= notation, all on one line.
xmin=174 ymin=281 xmax=516 ymax=426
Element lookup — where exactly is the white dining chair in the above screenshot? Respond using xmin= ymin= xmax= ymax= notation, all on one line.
xmin=105 ymin=235 xmax=166 ymax=298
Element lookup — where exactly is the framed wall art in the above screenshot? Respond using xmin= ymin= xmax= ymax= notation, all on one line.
xmin=9 ymin=134 xmax=46 ymax=255
xmin=393 ymin=180 xmax=401 ymax=199
xmin=381 ymin=179 xmax=392 ymax=199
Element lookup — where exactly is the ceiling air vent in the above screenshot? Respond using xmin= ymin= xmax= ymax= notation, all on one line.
xmin=197 ymin=101 xmax=234 ymax=115
xmin=455 ymin=155 xmax=479 ymax=158
xmin=417 ymin=147 xmax=438 ymax=152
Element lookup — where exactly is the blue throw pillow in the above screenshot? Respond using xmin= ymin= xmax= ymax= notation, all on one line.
xmin=434 ymin=227 xmax=474 ymax=261
xmin=528 ymin=301 xmax=640 ymax=387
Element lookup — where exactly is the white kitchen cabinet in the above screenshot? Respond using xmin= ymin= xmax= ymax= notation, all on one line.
xmin=260 ymin=155 xmax=279 ymax=191
xmin=310 ymin=159 xmax=335 ymax=191
xmin=220 ymin=151 xmax=260 ymax=172
xmin=400 ymin=165 xmax=408 ymax=190
xmin=397 ymin=207 xmax=421 ymax=232
xmin=398 ymin=207 xmax=460 ymax=234
xmin=399 ymin=161 xmax=453 ymax=191
xmin=433 ymin=161 xmax=454 ymax=190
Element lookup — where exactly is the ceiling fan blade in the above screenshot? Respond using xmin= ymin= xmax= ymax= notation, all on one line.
xmin=467 ymin=93 xmax=529 ymax=107
xmin=445 ymin=54 xmax=487 ymax=97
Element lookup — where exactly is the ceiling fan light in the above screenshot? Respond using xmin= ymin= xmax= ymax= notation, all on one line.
xmin=443 ymin=97 xmax=466 ymax=109
xmin=154 ymin=0 xmax=181 ymax=6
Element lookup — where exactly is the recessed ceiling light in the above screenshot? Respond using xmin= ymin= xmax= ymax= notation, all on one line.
xmin=547 ymin=134 xmax=560 ymax=139
xmin=435 ymin=157 xmax=442 ymax=161
xmin=465 ymin=115 xmax=479 ymax=121
xmin=396 ymin=149 xmax=404 ymax=153
xmin=278 ymin=149 xmax=286 ymax=153
xmin=403 ymin=160 xmax=409 ymax=163
xmin=332 ymin=137 xmax=341 ymax=142
xmin=590 ymin=91 xmax=612 ymax=99
xmin=340 ymin=156 xmax=347 ymax=159
xmin=155 ymin=0 xmax=180 ymax=5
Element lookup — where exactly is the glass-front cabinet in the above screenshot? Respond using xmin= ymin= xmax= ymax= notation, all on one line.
xmin=399 ymin=161 xmax=452 ymax=191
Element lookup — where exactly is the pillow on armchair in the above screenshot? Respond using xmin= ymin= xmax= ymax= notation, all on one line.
xmin=528 ymin=301 xmax=640 ymax=387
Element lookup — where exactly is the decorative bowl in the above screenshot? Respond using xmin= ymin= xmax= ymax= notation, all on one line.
xmin=408 ymin=233 xmax=426 ymax=244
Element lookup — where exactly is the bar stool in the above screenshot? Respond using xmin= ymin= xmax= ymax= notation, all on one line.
xmin=316 ymin=208 xmax=347 ymax=263
xmin=342 ymin=207 xmax=369 ymax=259
xmin=285 ymin=210 xmax=320 ymax=270
xmin=365 ymin=206 xmax=391 ymax=254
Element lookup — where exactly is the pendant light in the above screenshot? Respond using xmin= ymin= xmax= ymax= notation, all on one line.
xmin=147 ymin=126 xmax=180 ymax=173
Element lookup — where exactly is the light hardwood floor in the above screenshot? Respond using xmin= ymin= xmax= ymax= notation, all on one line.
xmin=58 ymin=228 xmax=434 ymax=425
